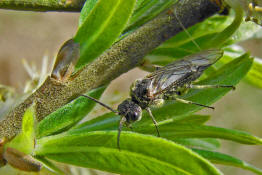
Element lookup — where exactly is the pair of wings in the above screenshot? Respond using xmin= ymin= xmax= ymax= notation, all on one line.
xmin=146 ymin=59 xmax=196 ymax=97
xmin=145 ymin=50 xmax=218 ymax=97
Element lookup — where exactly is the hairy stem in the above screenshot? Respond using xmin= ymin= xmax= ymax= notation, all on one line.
xmin=0 ymin=0 xmax=220 ymax=139
xmin=0 ymin=0 xmax=85 ymax=12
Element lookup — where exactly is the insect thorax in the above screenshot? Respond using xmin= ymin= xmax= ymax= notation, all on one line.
xmin=130 ymin=79 xmax=152 ymax=109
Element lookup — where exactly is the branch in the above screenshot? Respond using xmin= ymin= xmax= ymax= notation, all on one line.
xmin=0 ymin=0 xmax=220 ymax=139
xmin=0 ymin=0 xmax=85 ymax=12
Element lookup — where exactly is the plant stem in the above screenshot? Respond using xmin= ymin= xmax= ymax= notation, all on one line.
xmin=0 ymin=0 xmax=85 ymax=12
xmin=0 ymin=0 xmax=220 ymax=139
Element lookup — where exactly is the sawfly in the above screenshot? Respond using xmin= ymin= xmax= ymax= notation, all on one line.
xmin=82 ymin=49 xmax=235 ymax=149
xmin=81 ymin=3 xmax=235 ymax=149
xmin=82 ymin=3 xmax=235 ymax=150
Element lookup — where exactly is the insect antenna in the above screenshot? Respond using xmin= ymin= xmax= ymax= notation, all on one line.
xmin=117 ymin=117 xmax=126 ymax=150
xmin=81 ymin=94 xmax=118 ymax=114
xmin=81 ymin=94 xmax=126 ymax=150
xmin=146 ymin=108 xmax=160 ymax=137
xmin=174 ymin=6 xmax=202 ymax=51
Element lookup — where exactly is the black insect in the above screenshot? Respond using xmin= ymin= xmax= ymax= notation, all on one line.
xmin=82 ymin=49 xmax=235 ymax=149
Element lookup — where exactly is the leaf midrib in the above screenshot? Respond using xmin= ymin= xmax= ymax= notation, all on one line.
xmin=38 ymin=146 xmax=200 ymax=175
xmin=81 ymin=0 xmax=122 ymax=51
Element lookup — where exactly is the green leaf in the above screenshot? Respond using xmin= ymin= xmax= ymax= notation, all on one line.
xmin=170 ymin=115 xmax=210 ymax=125
xmin=78 ymin=0 xmax=99 ymax=27
xmin=228 ymin=20 xmax=261 ymax=43
xmin=125 ymin=0 xmax=176 ymax=32
xmin=6 ymin=104 xmax=36 ymax=154
xmin=137 ymin=123 xmax=262 ymax=145
xmin=35 ymin=131 xmax=222 ymax=175
xmin=161 ymin=15 xmax=231 ymax=48
xmin=173 ymin=138 xmax=220 ymax=151
xmin=134 ymin=0 xmax=148 ymax=10
xmin=146 ymin=9 xmax=256 ymax=66
xmin=145 ymin=15 xmax=232 ymax=65
xmin=245 ymin=58 xmax=262 ymax=89
xmin=70 ymin=112 xmax=118 ymax=132
xmin=203 ymin=6 xmax=243 ymax=49
xmin=36 ymin=86 xmax=106 ymax=138
xmin=193 ymin=149 xmax=262 ymax=175
xmin=74 ymin=0 xmax=137 ymax=69
xmin=35 ymin=156 xmax=65 ymax=175
xmin=69 ymin=114 xmax=209 ymax=134
xmin=222 ymin=46 xmax=262 ymax=89
xmin=71 ymin=113 xmax=262 ymax=146
xmin=146 ymin=34 xmax=221 ymax=65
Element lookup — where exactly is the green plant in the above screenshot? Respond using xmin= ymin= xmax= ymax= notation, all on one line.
xmin=0 ymin=0 xmax=262 ymax=174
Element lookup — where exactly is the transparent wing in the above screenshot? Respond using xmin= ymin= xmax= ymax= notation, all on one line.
xmin=145 ymin=49 xmax=222 ymax=97
xmin=146 ymin=59 xmax=194 ymax=96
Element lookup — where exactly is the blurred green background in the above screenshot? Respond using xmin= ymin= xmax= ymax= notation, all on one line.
xmin=0 ymin=9 xmax=261 ymax=175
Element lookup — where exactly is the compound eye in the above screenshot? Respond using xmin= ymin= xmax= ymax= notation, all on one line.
xmin=125 ymin=110 xmax=142 ymax=123
xmin=117 ymin=99 xmax=142 ymax=124
xmin=131 ymin=112 xmax=140 ymax=121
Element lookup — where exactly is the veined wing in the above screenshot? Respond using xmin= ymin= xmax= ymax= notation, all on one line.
xmin=146 ymin=49 xmax=223 ymax=97
xmin=146 ymin=59 xmax=195 ymax=97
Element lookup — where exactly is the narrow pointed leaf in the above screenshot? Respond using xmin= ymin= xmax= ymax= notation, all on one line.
xmin=70 ymin=112 xmax=118 ymax=132
xmin=36 ymin=86 xmax=106 ymax=138
xmin=78 ymin=0 xmax=99 ymax=26
xmin=135 ymin=0 xmax=147 ymax=10
xmin=145 ymin=15 xmax=231 ymax=65
xmin=6 ymin=104 xmax=36 ymax=154
xmin=221 ymin=46 xmax=262 ymax=89
xmin=36 ymin=156 xmax=65 ymax=175
xmin=245 ymin=58 xmax=262 ymax=89
xmin=193 ymin=149 xmax=262 ymax=175
xmin=125 ymin=0 xmax=176 ymax=32
xmin=146 ymin=11 xmax=259 ymax=66
xmin=72 ymin=114 xmax=262 ymax=146
xmin=74 ymin=0 xmax=137 ymax=69
xmin=35 ymin=131 xmax=222 ymax=175
xmin=173 ymin=138 xmax=220 ymax=151
xmin=137 ymin=123 xmax=262 ymax=145
xmin=171 ymin=115 xmax=210 ymax=125
xmin=147 ymin=33 xmax=220 ymax=65
xmin=70 ymin=114 xmax=209 ymax=134
xmin=227 ymin=17 xmax=261 ymax=43
xmin=160 ymin=15 xmax=231 ymax=48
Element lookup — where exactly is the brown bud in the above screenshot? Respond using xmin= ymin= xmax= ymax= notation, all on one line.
xmin=51 ymin=39 xmax=80 ymax=82
xmin=3 ymin=147 xmax=42 ymax=172
xmin=0 ymin=138 xmax=7 ymax=167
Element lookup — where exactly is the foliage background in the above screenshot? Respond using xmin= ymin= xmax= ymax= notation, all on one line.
xmin=0 ymin=7 xmax=262 ymax=175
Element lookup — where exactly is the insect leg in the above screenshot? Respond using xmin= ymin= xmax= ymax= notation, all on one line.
xmin=175 ymin=98 xmax=214 ymax=110
xmin=146 ymin=108 xmax=160 ymax=137
xmin=117 ymin=117 xmax=126 ymax=150
xmin=189 ymin=84 xmax=235 ymax=90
